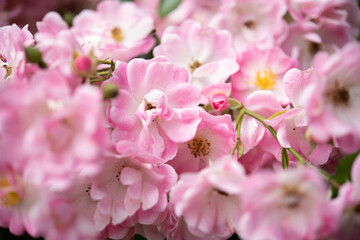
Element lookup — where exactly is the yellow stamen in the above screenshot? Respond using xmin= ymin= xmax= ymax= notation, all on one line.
xmin=0 ymin=177 xmax=21 ymax=207
xmin=110 ymin=27 xmax=123 ymax=42
xmin=254 ymin=69 xmax=276 ymax=90
xmin=1 ymin=192 xmax=21 ymax=207
xmin=3 ymin=65 xmax=12 ymax=80
xmin=188 ymin=60 xmax=201 ymax=73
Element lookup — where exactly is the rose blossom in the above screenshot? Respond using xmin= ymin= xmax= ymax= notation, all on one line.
xmin=106 ymin=57 xmax=201 ymax=162
xmin=301 ymin=42 xmax=360 ymax=147
xmin=237 ymin=167 xmax=338 ymax=239
xmin=72 ymin=0 xmax=155 ymax=61
xmin=169 ymin=108 xmax=235 ymax=175
xmin=0 ymin=24 xmax=34 ymax=87
xmin=154 ymin=19 xmax=238 ymax=91
xmin=171 ymin=157 xmax=246 ymax=239
xmin=210 ymin=0 xmax=288 ymax=52
xmin=231 ymin=45 xmax=297 ymax=105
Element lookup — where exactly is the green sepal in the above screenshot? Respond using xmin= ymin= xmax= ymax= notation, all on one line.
xmin=158 ymin=0 xmax=182 ymax=18
xmin=24 ymin=47 xmax=47 ymax=69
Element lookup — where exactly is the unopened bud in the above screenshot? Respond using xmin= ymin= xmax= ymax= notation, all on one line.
xmin=74 ymin=55 xmax=94 ymax=77
xmin=102 ymin=82 xmax=119 ymax=100
xmin=24 ymin=47 xmax=47 ymax=68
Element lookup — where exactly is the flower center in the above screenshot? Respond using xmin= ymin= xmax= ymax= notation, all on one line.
xmin=2 ymin=64 xmax=12 ymax=80
xmin=254 ymin=69 xmax=276 ymax=90
xmin=308 ymin=41 xmax=321 ymax=54
xmin=110 ymin=27 xmax=123 ymax=42
xmin=243 ymin=20 xmax=256 ymax=29
xmin=333 ymin=87 xmax=350 ymax=105
xmin=189 ymin=60 xmax=202 ymax=73
xmin=282 ymin=186 xmax=302 ymax=209
xmin=187 ymin=138 xmax=211 ymax=158
xmin=0 ymin=177 xmax=21 ymax=207
xmin=144 ymin=100 xmax=156 ymax=111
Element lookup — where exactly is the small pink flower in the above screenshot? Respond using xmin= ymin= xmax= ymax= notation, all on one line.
xmin=171 ymin=157 xmax=246 ymax=239
xmin=154 ymin=19 xmax=238 ymax=91
xmin=90 ymin=153 xmax=177 ymax=230
xmin=72 ymin=0 xmax=155 ymax=61
xmin=107 ymin=57 xmax=202 ymax=162
xmin=231 ymin=45 xmax=297 ymax=105
xmin=35 ymin=12 xmax=94 ymax=89
xmin=301 ymin=42 xmax=360 ymax=146
xmin=331 ymin=154 xmax=360 ymax=239
xmin=237 ymin=167 xmax=337 ymax=240
xmin=201 ymin=83 xmax=231 ymax=112
xmin=210 ymin=0 xmax=288 ymax=52
xmin=0 ymin=70 xmax=109 ymax=190
xmin=0 ymin=24 xmax=34 ymax=87
xmin=169 ymin=108 xmax=235 ymax=175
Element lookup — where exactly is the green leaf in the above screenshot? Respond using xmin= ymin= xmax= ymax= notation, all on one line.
xmin=158 ymin=0 xmax=182 ymax=18
xmin=228 ymin=98 xmax=242 ymax=110
xmin=24 ymin=47 xmax=47 ymax=69
xmin=331 ymin=151 xmax=359 ymax=197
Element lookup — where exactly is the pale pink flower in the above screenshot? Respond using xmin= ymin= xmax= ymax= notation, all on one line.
xmin=331 ymin=154 xmax=360 ymax=239
xmin=0 ymin=24 xmax=34 ymax=87
xmin=90 ymin=153 xmax=177 ymax=231
xmin=29 ymin=175 xmax=104 ymax=240
xmin=0 ymin=169 xmax=49 ymax=237
xmin=237 ymin=167 xmax=338 ymax=240
xmin=35 ymin=12 xmax=95 ymax=89
xmin=154 ymin=20 xmax=238 ymax=91
xmin=106 ymin=57 xmax=201 ymax=162
xmin=264 ymin=68 xmax=333 ymax=166
xmin=169 ymin=108 xmax=235 ymax=175
xmin=160 ymin=203 xmax=219 ymax=240
xmin=170 ymin=157 xmax=246 ymax=239
xmin=210 ymin=0 xmax=288 ymax=52
xmin=231 ymin=45 xmax=297 ymax=105
xmin=72 ymin=0 xmax=155 ymax=61
xmin=0 ymin=70 xmax=108 ymax=190
xmin=201 ymin=83 xmax=231 ymax=112
xmin=301 ymin=42 xmax=360 ymax=146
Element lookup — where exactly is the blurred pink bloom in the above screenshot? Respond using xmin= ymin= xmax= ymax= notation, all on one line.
xmin=72 ymin=0 xmax=155 ymax=61
xmin=301 ymin=42 xmax=360 ymax=146
xmin=90 ymin=153 xmax=177 ymax=231
xmin=0 ymin=24 xmax=34 ymax=87
xmin=154 ymin=20 xmax=238 ymax=91
xmin=0 ymin=70 xmax=108 ymax=190
xmin=210 ymin=0 xmax=288 ymax=52
xmin=169 ymin=108 xmax=235 ymax=175
xmin=265 ymin=68 xmax=333 ymax=166
xmin=171 ymin=157 xmax=246 ymax=239
xmin=107 ymin=57 xmax=201 ymax=162
xmin=332 ymin=154 xmax=360 ymax=239
xmin=35 ymin=12 xmax=95 ymax=89
xmin=231 ymin=45 xmax=297 ymax=105
xmin=237 ymin=167 xmax=338 ymax=240
xmin=0 ymin=169 xmax=49 ymax=237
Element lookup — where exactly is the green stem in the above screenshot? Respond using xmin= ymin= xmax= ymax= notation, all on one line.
xmin=241 ymin=107 xmax=339 ymax=188
xmin=90 ymin=78 xmax=106 ymax=83
xmin=243 ymin=108 xmax=306 ymax=164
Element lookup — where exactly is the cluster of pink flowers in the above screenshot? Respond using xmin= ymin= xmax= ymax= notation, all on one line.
xmin=1 ymin=0 xmax=360 ymax=239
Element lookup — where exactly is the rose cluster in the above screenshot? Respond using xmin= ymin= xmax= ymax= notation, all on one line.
xmin=0 ymin=0 xmax=360 ymax=239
